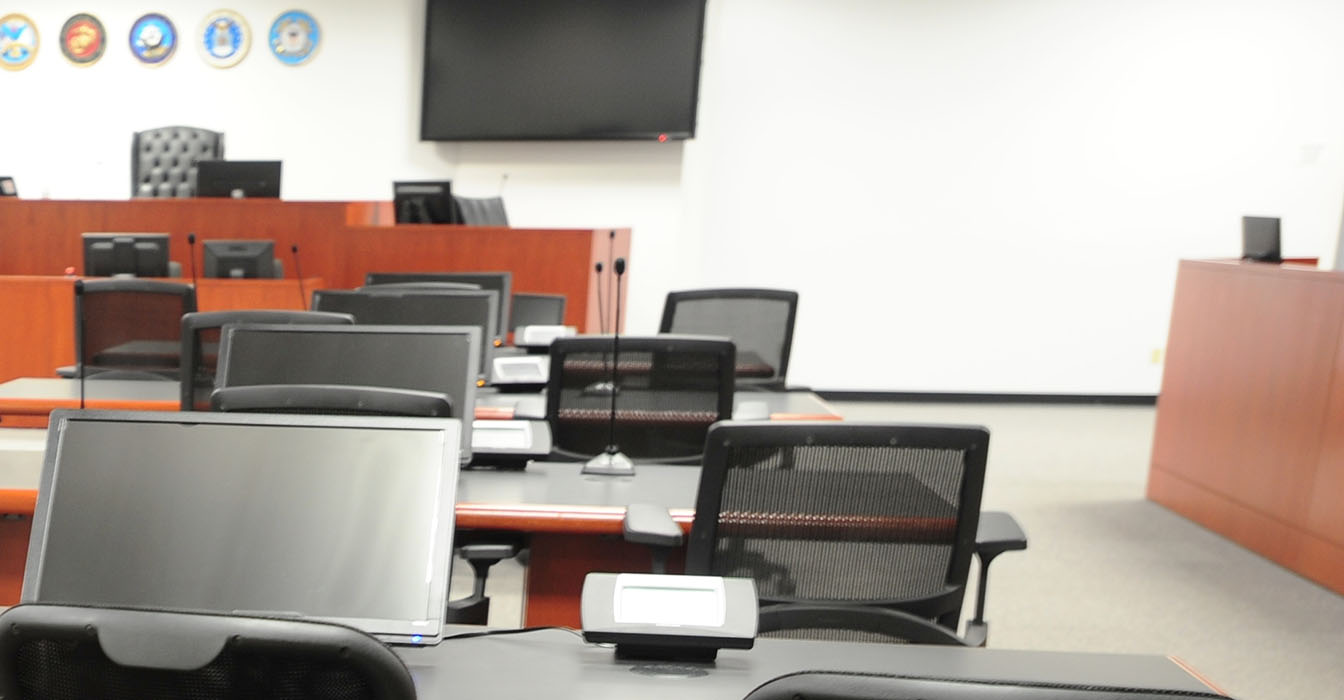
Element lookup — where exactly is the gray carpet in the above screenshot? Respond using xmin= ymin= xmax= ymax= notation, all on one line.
xmin=452 ymin=402 xmax=1344 ymax=700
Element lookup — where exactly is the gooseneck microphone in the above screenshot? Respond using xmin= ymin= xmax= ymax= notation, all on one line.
xmin=74 ymin=280 xmax=86 ymax=410
xmin=583 ymin=256 xmax=632 ymax=476
xmin=594 ymin=261 xmax=607 ymax=334
xmin=605 ymin=231 xmax=616 ymax=330
xmin=291 ymin=245 xmax=308 ymax=310
xmin=186 ymin=233 xmax=199 ymax=288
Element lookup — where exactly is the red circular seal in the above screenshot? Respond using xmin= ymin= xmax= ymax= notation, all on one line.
xmin=61 ymin=13 xmax=106 ymax=66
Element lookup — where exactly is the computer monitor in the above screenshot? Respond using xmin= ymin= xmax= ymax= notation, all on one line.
xmin=393 ymin=181 xmax=461 ymax=224
xmin=203 ymin=239 xmax=276 ymax=278
xmin=0 ymin=176 xmax=15 ymax=197
xmin=196 ymin=160 xmax=282 ymax=198
xmin=216 ymin=323 xmax=481 ymax=464
xmin=366 ymin=271 xmax=512 ymax=342
xmin=82 ymin=233 xmax=171 ymax=277
xmin=23 ymin=410 xmax=461 ymax=644
xmin=312 ymin=288 xmax=499 ymax=378
xmin=512 ymin=293 xmax=567 ymax=330
xmin=1242 ymin=216 xmax=1282 ymax=263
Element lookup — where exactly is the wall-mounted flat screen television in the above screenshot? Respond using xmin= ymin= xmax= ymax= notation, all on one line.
xmin=421 ymin=0 xmax=707 ymax=141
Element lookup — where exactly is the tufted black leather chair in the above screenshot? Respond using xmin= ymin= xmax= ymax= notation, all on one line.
xmin=131 ymin=126 xmax=224 ymax=198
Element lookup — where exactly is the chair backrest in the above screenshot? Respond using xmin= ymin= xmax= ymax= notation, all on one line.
xmin=131 ymin=126 xmax=224 ymax=198
xmin=313 ymin=288 xmax=501 ymax=371
xmin=76 ymin=279 xmax=197 ymax=380
xmin=213 ymin=323 xmax=480 ymax=464
xmin=685 ymin=421 xmax=989 ymax=640
xmin=546 ymin=335 xmax=735 ymax=462
xmin=179 ymin=310 xmax=355 ymax=410
xmin=741 ymin=671 xmax=1231 ymax=700
xmin=453 ymin=195 xmax=509 ymax=226
xmin=363 ymin=271 xmax=512 ymax=340
xmin=511 ymin=293 xmax=566 ymax=329
xmin=211 ymin=384 xmax=453 ymax=417
xmin=0 ymin=603 xmax=415 ymax=700
xmin=659 ymin=288 xmax=798 ymax=388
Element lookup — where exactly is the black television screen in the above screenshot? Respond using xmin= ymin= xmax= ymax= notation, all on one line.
xmin=82 ymin=233 xmax=171 ymax=277
xmin=421 ymin=0 xmax=707 ymax=141
xmin=204 ymin=239 xmax=276 ymax=278
xmin=196 ymin=160 xmax=282 ymax=198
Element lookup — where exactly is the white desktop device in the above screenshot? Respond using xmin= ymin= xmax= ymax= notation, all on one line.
xmin=514 ymin=324 xmax=576 ymax=348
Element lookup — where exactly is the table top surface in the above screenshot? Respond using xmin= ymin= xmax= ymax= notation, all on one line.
xmin=398 ymin=628 xmax=1217 ymax=699
xmin=0 ymin=377 xmax=839 ymax=421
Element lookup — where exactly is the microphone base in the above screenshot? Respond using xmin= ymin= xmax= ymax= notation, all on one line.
xmin=583 ymin=451 xmax=635 ymax=476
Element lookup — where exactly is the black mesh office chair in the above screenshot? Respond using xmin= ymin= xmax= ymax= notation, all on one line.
xmin=546 ymin=335 xmax=735 ymax=464
xmin=741 ymin=672 xmax=1231 ymax=700
xmin=75 ymin=279 xmax=197 ymax=381
xmin=0 ymin=604 xmax=416 ymax=699
xmin=682 ymin=421 xmax=1025 ymax=646
xmin=453 ymin=196 xmax=509 ymax=226
xmin=660 ymin=288 xmax=798 ymax=390
xmin=180 ymin=310 xmax=355 ymax=410
xmin=131 ymin=126 xmax=223 ymax=198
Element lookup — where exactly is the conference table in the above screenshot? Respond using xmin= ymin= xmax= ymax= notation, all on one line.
xmin=400 ymin=627 xmax=1225 ymax=699
xmin=0 ymin=380 xmax=842 ymax=621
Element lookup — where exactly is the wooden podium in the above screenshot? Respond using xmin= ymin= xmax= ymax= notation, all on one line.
xmin=0 ymin=199 xmax=630 ymax=382
xmin=1149 ymin=259 xmax=1344 ymax=595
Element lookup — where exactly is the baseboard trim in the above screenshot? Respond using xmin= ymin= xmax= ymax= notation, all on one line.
xmin=815 ymin=391 xmax=1157 ymax=406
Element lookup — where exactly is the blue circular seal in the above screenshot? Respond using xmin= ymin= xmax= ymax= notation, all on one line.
xmin=269 ymin=10 xmax=320 ymax=66
xmin=199 ymin=10 xmax=250 ymax=68
xmin=0 ymin=13 xmax=39 ymax=71
xmin=129 ymin=13 xmax=177 ymax=65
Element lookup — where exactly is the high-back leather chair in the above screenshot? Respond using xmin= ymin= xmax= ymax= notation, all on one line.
xmin=132 ymin=126 xmax=224 ymax=198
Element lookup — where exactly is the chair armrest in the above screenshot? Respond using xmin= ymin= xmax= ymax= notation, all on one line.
xmin=976 ymin=510 xmax=1027 ymax=560
xmin=969 ymin=511 xmax=1028 ymax=634
xmin=623 ymin=503 xmax=683 ymax=548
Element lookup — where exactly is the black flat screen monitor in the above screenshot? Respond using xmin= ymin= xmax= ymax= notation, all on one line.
xmin=366 ymin=271 xmax=511 ymax=342
xmin=1242 ymin=216 xmax=1282 ymax=263
xmin=23 ymin=410 xmax=461 ymax=644
xmin=217 ymin=323 xmax=481 ymax=465
xmin=421 ymin=0 xmax=707 ymax=140
xmin=196 ymin=160 xmax=282 ymax=198
xmin=203 ymin=239 xmax=276 ymax=278
xmin=394 ymin=181 xmax=461 ymax=224
xmin=82 ymin=233 xmax=171 ymax=277
xmin=313 ymin=289 xmax=500 ymax=376
xmin=512 ymin=293 xmax=567 ymax=330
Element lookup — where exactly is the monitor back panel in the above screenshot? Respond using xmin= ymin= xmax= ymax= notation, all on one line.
xmin=217 ymin=323 xmax=480 ymax=463
xmin=23 ymin=411 xmax=461 ymax=643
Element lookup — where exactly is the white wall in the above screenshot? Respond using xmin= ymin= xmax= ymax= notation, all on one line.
xmin=8 ymin=1 xmax=1344 ymax=393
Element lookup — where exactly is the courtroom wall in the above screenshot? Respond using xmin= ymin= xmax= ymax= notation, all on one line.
xmin=6 ymin=0 xmax=1344 ymax=393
